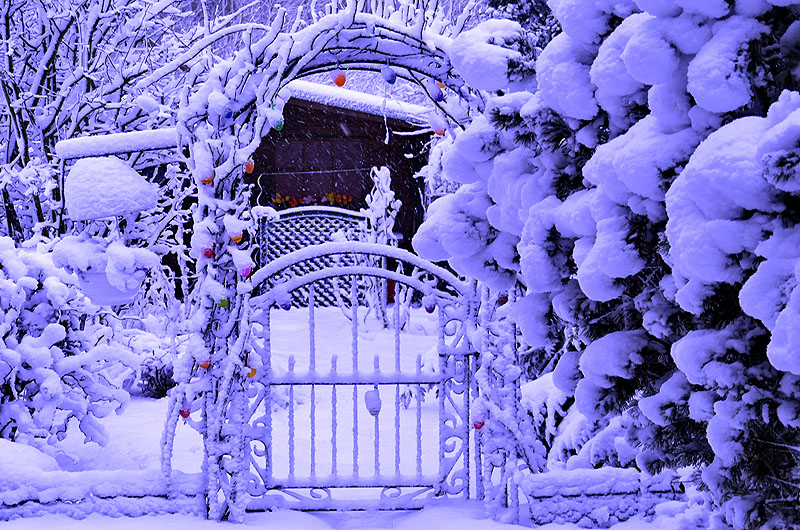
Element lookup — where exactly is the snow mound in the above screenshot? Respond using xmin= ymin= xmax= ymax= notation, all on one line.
xmin=450 ymin=19 xmax=533 ymax=92
xmin=0 ymin=440 xmax=59 ymax=474
xmin=65 ymin=157 xmax=158 ymax=220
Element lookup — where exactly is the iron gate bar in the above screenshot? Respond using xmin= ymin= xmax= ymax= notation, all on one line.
xmin=266 ymin=477 xmax=441 ymax=488
xmin=264 ymin=373 xmax=441 ymax=384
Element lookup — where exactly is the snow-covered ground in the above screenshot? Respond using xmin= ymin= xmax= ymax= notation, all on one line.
xmin=1 ymin=307 xmax=700 ymax=529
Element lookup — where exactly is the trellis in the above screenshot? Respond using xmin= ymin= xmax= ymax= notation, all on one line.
xmin=258 ymin=206 xmax=367 ymax=306
xmin=164 ymin=0 xmax=522 ymax=522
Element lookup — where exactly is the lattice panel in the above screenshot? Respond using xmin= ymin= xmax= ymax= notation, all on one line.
xmin=259 ymin=209 xmax=368 ymax=307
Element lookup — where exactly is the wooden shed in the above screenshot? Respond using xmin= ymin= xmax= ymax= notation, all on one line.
xmin=246 ymin=80 xmax=431 ymax=250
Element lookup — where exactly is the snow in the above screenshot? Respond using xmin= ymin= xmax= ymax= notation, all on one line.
xmin=55 ymin=129 xmax=178 ymax=160
xmin=687 ymin=17 xmax=767 ymax=113
xmin=2 ymin=304 xmax=691 ymax=528
xmin=13 ymin=0 xmax=800 ymax=526
xmin=286 ymin=80 xmax=430 ymax=124
xmin=64 ymin=157 xmax=158 ymax=221
xmin=449 ymin=19 xmax=531 ymax=92
xmin=536 ymin=33 xmax=599 ymax=121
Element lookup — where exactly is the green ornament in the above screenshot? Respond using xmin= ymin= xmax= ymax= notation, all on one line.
xmin=273 ymin=120 xmax=284 ymax=131
xmin=218 ymin=298 xmax=229 ymax=308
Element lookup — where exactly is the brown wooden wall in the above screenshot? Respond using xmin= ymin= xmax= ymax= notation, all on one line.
xmin=247 ymin=98 xmax=430 ymax=250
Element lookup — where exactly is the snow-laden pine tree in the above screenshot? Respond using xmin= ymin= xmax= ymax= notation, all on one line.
xmin=415 ymin=1 xmax=800 ymax=527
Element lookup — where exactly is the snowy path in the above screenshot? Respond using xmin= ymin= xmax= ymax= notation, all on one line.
xmin=1 ymin=503 xmax=549 ymax=530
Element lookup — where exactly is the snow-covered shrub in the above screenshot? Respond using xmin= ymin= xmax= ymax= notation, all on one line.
xmin=413 ymin=1 xmax=800 ymax=527
xmin=0 ymin=237 xmax=138 ymax=446
xmin=138 ymin=356 xmax=177 ymax=399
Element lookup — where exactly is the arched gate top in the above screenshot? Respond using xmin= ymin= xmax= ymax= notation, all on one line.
xmin=251 ymin=241 xmax=470 ymax=301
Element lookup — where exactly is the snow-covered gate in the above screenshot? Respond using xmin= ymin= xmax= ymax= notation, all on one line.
xmin=245 ymin=242 xmax=479 ymax=510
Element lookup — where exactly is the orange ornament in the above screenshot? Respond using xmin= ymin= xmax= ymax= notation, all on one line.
xmin=247 ymin=367 xmax=257 ymax=378
xmin=332 ymin=71 xmax=346 ymax=87
xmin=436 ymin=81 xmax=445 ymax=89
xmin=230 ymin=233 xmax=243 ymax=243
xmin=201 ymin=175 xmax=213 ymax=185
xmin=244 ymin=160 xmax=255 ymax=173
xmin=198 ymin=360 xmax=211 ymax=369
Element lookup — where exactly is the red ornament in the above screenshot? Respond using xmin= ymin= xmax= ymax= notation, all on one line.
xmin=180 ymin=408 xmax=191 ymax=419
xmin=198 ymin=360 xmax=211 ymax=370
xmin=202 ymin=248 xmax=214 ymax=258
xmin=244 ymin=160 xmax=255 ymax=174
xmin=497 ymin=294 xmax=508 ymax=306
xmin=473 ymin=420 xmax=485 ymax=430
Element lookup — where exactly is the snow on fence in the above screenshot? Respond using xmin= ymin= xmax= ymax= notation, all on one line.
xmin=0 ymin=468 xmax=203 ymax=520
xmin=519 ymin=468 xmax=684 ymax=528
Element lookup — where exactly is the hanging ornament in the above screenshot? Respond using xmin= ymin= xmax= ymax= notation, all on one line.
xmin=230 ymin=233 xmax=243 ymax=243
xmin=201 ymin=175 xmax=214 ymax=185
xmin=202 ymin=248 xmax=214 ymax=258
xmin=244 ymin=159 xmax=255 ymax=174
xmin=381 ymin=66 xmax=397 ymax=85
xmin=428 ymin=113 xmax=447 ymax=136
xmin=422 ymin=294 xmax=436 ymax=314
xmin=273 ymin=119 xmax=284 ymax=131
xmin=247 ymin=367 xmax=257 ymax=378
xmin=426 ymin=80 xmax=444 ymax=102
xmin=224 ymin=109 xmax=233 ymax=119
xmin=218 ymin=298 xmax=229 ymax=308
xmin=365 ymin=388 xmax=382 ymax=417
xmin=473 ymin=420 xmax=485 ymax=430
xmin=179 ymin=407 xmax=191 ymax=419
xmin=331 ymin=69 xmax=346 ymax=87
xmin=436 ymin=81 xmax=445 ymax=89
xmin=198 ymin=360 xmax=211 ymax=370
xmin=240 ymin=265 xmax=253 ymax=279
xmin=496 ymin=293 xmax=509 ymax=306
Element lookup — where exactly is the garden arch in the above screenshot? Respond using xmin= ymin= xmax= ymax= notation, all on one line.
xmin=164 ymin=0 xmax=494 ymax=521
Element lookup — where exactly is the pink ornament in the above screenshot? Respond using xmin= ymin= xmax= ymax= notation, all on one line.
xmin=241 ymin=265 xmax=252 ymax=279
xmin=202 ymin=248 xmax=214 ymax=258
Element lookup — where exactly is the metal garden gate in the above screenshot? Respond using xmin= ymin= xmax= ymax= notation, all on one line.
xmin=244 ymin=242 xmax=479 ymax=510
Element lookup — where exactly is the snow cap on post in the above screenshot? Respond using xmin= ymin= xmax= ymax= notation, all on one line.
xmin=65 ymin=156 xmax=157 ymax=220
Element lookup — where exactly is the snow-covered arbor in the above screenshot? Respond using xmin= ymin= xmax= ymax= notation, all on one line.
xmin=165 ymin=0 xmax=534 ymax=521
